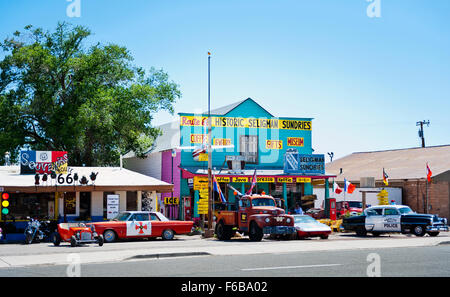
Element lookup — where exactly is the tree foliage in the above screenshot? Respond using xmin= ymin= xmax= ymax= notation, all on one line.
xmin=0 ymin=22 xmax=181 ymax=166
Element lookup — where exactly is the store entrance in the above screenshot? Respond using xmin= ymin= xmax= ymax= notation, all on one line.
xmin=79 ymin=192 xmax=91 ymax=220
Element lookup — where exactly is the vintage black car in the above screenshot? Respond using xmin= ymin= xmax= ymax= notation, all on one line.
xmin=341 ymin=205 xmax=448 ymax=237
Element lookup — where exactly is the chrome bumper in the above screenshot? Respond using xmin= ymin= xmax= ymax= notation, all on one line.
xmin=426 ymin=225 xmax=449 ymax=232
xmin=263 ymin=226 xmax=296 ymax=235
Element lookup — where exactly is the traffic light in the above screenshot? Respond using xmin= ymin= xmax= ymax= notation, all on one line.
xmin=1 ymin=192 xmax=10 ymax=215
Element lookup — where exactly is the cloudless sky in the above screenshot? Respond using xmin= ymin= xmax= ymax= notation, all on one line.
xmin=1 ymin=0 xmax=449 ymax=160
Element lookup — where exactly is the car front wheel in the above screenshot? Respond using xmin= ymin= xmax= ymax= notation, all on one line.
xmin=249 ymin=222 xmax=263 ymax=241
xmin=70 ymin=236 xmax=77 ymax=247
xmin=98 ymin=235 xmax=104 ymax=246
xmin=412 ymin=225 xmax=426 ymax=237
xmin=103 ymin=230 xmax=117 ymax=243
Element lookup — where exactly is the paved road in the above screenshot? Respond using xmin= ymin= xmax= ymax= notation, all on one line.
xmin=1 ymin=244 xmax=449 ymax=277
xmin=0 ymin=232 xmax=449 ymax=275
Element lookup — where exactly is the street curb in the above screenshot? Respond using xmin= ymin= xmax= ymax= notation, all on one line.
xmin=125 ymin=252 xmax=211 ymax=260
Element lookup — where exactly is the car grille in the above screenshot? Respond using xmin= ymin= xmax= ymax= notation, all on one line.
xmin=80 ymin=232 xmax=92 ymax=241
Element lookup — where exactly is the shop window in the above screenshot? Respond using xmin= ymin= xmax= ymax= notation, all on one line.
xmin=126 ymin=191 xmax=137 ymax=211
xmin=240 ymin=135 xmax=258 ymax=164
xmin=64 ymin=192 xmax=76 ymax=216
xmin=3 ymin=193 xmax=55 ymax=221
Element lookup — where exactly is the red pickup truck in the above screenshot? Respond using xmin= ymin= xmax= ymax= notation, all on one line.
xmin=215 ymin=192 xmax=296 ymax=241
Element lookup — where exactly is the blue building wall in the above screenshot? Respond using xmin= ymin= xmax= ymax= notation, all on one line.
xmin=178 ymin=99 xmax=317 ymax=215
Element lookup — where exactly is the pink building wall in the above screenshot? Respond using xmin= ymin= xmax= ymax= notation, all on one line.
xmin=160 ymin=149 xmax=181 ymax=219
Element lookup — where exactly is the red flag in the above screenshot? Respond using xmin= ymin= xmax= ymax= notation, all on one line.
xmin=246 ymin=169 xmax=257 ymax=195
xmin=427 ymin=163 xmax=432 ymax=182
xmin=334 ymin=182 xmax=343 ymax=194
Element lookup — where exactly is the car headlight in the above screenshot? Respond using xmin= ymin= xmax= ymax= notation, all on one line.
xmin=286 ymin=218 xmax=291 ymax=223
xmin=265 ymin=218 xmax=270 ymax=223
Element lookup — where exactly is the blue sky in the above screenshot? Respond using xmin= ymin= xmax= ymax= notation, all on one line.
xmin=1 ymin=0 xmax=449 ymax=160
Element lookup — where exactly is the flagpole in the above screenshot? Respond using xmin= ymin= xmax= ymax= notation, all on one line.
xmin=425 ymin=163 xmax=428 ymax=214
xmin=344 ymin=178 xmax=346 ymax=202
xmin=255 ymin=168 xmax=258 ymax=194
xmin=206 ymin=51 xmax=213 ymax=237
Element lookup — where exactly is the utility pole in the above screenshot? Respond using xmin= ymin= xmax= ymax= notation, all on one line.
xmin=416 ymin=120 xmax=430 ymax=148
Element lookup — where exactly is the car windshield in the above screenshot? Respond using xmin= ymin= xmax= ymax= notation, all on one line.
xmin=348 ymin=202 xmax=362 ymax=208
xmin=252 ymin=198 xmax=275 ymax=207
xmin=113 ymin=212 xmax=131 ymax=221
xmin=398 ymin=207 xmax=414 ymax=214
xmin=294 ymin=215 xmax=317 ymax=223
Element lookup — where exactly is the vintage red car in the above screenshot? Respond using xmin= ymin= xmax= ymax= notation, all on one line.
xmin=53 ymin=222 xmax=104 ymax=247
xmin=88 ymin=211 xmax=194 ymax=243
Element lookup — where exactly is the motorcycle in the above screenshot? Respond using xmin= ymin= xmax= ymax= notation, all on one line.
xmin=24 ymin=217 xmax=50 ymax=244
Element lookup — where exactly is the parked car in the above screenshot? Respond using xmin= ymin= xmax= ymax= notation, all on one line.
xmin=293 ymin=215 xmax=331 ymax=239
xmin=341 ymin=205 xmax=449 ymax=237
xmin=53 ymin=222 xmax=104 ymax=247
xmin=336 ymin=201 xmax=363 ymax=218
xmin=89 ymin=211 xmax=194 ymax=243
xmin=304 ymin=208 xmax=325 ymax=219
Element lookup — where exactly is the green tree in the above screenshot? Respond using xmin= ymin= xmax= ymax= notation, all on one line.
xmin=0 ymin=22 xmax=181 ymax=166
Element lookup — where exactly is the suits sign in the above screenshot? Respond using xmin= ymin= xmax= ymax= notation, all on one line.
xmin=20 ymin=151 xmax=68 ymax=174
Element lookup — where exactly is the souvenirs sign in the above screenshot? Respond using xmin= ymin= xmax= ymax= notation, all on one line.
xmin=20 ymin=151 xmax=68 ymax=175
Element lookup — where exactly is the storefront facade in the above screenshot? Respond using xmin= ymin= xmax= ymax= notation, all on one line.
xmin=0 ymin=165 xmax=172 ymax=241
xmin=178 ymin=98 xmax=334 ymax=216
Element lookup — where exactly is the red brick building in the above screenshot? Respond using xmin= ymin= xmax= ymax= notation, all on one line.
xmin=326 ymin=145 xmax=450 ymax=220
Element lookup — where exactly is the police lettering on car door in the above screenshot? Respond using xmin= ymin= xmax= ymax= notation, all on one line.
xmin=382 ymin=208 xmax=401 ymax=232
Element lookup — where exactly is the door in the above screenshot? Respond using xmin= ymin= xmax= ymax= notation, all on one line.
xmin=365 ymin=208 xmax=383 ymax=231
xmin=381 ymin=208 xmax=401 ymax=232
xmin=238 ymin=198 xmax=250 ymax=231
xmin=126 ymin=213 xmax=152 ymax=237
xmin=79 ymin=192 xmax=91 ymax=220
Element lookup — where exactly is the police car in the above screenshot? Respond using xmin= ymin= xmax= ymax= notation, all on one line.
xmin=341 ymin=205 xmax=448 ymax=237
